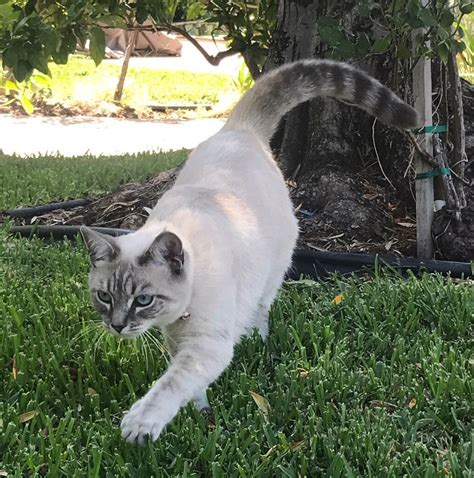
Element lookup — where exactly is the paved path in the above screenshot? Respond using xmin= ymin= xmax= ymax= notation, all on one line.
xmin=0 ymin=115 xmax=225 ymax=157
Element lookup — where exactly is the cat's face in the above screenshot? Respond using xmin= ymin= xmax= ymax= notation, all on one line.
xmin=81 ymin=228 xmax=192 ymax=338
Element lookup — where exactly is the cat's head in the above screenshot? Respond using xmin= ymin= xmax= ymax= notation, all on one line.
xmin=81 ymin=227 xmax=192 ymax=338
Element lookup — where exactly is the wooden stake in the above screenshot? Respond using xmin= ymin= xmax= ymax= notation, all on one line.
xmin=412 ymin=0 xmax=434 ymax=259
xmin=413 ymin=54 xmax=434 ymax=259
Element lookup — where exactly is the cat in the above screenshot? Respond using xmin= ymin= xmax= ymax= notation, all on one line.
xmin=81 ymin=59 xmax=419 ymax=444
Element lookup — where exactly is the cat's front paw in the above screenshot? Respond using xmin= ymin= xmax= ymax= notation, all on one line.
xmin=120 ymin=398 xmax=167 ymax=444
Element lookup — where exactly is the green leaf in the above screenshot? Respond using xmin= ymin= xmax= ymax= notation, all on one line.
xmin=187 ymin=2 xmax=205 ymax=21
xmin=38 ymin=29 xmax=59 ymax=56
xmin=4 ymin=80 xmax=18 ymax=91
xmin=31 ymin=73 xmax=50 ymax=89
xmin=13 ymin=59 xmax=30 ymax=82
xmin=0 ymin=2 xmax=20 ymax=28
xmin=97 ymin=15 xmax=127 ymax=29
xmin=19 ymin=93 xmax=34 ymax=115
xmin=460 ymin=3 xmax=473 ymax=14
xmin=418 ymin=8 xmax=437 ymax=27
xmin=439 ymin=10 xmax=455 ymax=28
xmin=435 ymin=42 xmax=450 ymax=63
xmin=3 ymin=46 xmax=18 ymax=68
xmin=89 ymin=27 xmax=105 ymax=66
xmin=319 ymin=26 xmax=345 ymax=47
xmin=397 ymin=44 xmax=411 ymax=59
xmin=29 ymin=52 xmax=49 ymax=75
xmin=373 ymin=34 xmax=392 ymax=53
xmin=336 ymin=38 xmax=357 ymax=59
xmin=356 ymin=33 xmax=371 ymax=56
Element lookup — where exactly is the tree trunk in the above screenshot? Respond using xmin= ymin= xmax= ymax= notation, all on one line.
xmin=114 ymin=29 xmax=139 ymax=103
xmin=265 ymin=0 xmax=419 ymax=255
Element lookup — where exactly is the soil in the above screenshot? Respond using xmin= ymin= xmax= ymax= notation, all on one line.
xmin=6 ymin=162 xmax=419 ymax=257
xmin=0 ymin=98 xmax=217 ymax=121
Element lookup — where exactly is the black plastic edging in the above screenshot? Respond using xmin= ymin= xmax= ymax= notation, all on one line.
xmin=5 ymin=198 xmax=92 ymax=219
xmin=8 ymin=225 xmax=473 ymax=279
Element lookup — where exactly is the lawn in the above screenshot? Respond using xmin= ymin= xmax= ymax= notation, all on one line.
xmin=47 ymin=56 xmax=235 ymax=108
xmin=0 ymin=151 xmax=186 ymax=210
xmin=0 ymin=151 xmax=473 ymax=476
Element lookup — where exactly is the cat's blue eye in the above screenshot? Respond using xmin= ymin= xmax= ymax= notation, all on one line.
xmin=135 ymin=294 xmax=154 ymax=307
xmin=97 ymin=290 xmax=112 ymax=304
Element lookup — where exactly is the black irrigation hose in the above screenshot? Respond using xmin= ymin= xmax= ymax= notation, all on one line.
xmin=5 ymin=199 xmax=92 ymax=219
xmin=8 ymin=224 xmax=473 ymax=279
xmin=290 ymin=249 xmax=473 ymax=280
xmin=9 ymin=225 xmax=130 ymax=240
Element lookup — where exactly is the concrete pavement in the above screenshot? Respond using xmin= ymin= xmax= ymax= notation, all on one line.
xmin=0 ymin=114 xmax=225 ymax=157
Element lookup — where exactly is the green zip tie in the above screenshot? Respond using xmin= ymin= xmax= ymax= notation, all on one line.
xmin=417 ymin=124 xmax=448 ymax=134
xmin=415 ymin=167 xmax=451 ymax=180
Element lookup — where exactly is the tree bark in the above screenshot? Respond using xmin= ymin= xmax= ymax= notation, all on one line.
xmin=265 ymin=0 xmax=418 ymax=253
xmin=114 ymin=29 xmax=139 ymax=103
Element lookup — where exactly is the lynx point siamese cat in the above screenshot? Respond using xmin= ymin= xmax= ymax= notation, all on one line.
xmin=81 ymin=59 xmax=418 ymax=444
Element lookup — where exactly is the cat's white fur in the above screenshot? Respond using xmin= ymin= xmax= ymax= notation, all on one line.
xmin=118 ymin=129 xmax=297 ymax=443
xmin=82 ymin=59 xmax=418 ymax=443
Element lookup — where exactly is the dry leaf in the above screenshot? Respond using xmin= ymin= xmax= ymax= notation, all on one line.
xmin=87 ymin=388 xmax=98 ymax=396
xmin=0 ymin=471 xmax=8 ymax=477
xmin=289 ymin=440 xmax=305 ymax=450
xmin=250 ymin=391 xmax=271 ymax=415
xmin=263 ymin=445 xmax=277 ymax=458
xmin=297 ymin=367 xmax=309 ymax=378
xmin=368 ymin=400 xmax=397 ymax=413
xmin=408 ymin=398 xmax=417 ymax=409
xmin=18 ymin=410 xmax=38 ymax=423
xmin=332 ymin=294 xmax=344 ymax=305
xmin=363 ymin=193 xmax=380 ymax=200
xmin=397 ymin=222 xmax=416 ymax=228
xmin=385 ymin=240 xmax=394 ymax=251
xmin=12 ymin=356 xmax=17 ymax=380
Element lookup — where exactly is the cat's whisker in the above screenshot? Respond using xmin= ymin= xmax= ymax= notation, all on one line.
xmin=140 ymin=334 xmax=150 ymax=368
xmin=93 ymin=329 xmax=107 ymax=360
xmin=145 ymin=330 xmax=168 ymax=360
xmin=68 ymin=323 xmax=103 ymax=346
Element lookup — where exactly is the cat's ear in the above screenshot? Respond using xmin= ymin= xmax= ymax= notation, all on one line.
xmin=80 ymin=226 xmax=119 ymax=266
xmin=139 ymin=231 xmax=184 ymax=274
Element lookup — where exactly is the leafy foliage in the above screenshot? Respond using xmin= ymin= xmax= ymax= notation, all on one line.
xmin=191 ymin=0 xmax=277 ymax=69
xmin=0 ymin=70 xmax=50 ymax=114
xmin=0 ymin=0 xmax=182 ymax=81
xmin=315 ymin=0 xmax=472 ymax=63
xmin=1 ymin=1 xmax=471 ymax=82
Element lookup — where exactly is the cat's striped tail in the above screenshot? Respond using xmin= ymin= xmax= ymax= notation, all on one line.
xmin=224 ymin=59 xmax=419 ymax=144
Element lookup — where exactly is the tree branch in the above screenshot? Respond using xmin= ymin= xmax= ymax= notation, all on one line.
xmin=159 ymin=23 xmax=239 ymax=67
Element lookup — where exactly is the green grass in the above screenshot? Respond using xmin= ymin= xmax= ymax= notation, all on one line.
xmin=0 ymin=151 xmax=472 ymax=475
xmin=0 ymin=230 xmax=472 ymax=477
xmin=47 ymin=56 xmax=235 ymax=107
xmin=0 ymin=151 xmax=186 ymax=210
